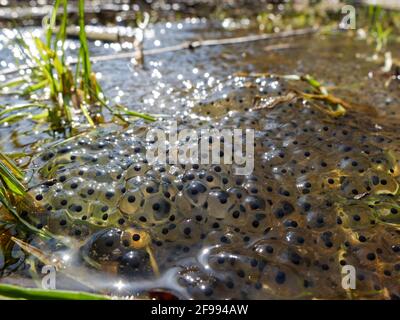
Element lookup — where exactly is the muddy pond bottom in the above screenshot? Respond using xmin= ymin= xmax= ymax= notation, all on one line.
xmin=8 ymin=74 xmax=400 ymax=299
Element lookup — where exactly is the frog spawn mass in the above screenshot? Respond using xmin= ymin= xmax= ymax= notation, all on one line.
xmin=22 ymin=75 xmax=400 ymax=299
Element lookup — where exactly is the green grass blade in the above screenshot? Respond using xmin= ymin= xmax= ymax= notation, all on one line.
xmin=0 ymin=77 xmax=26 ymax=90
xmin=79 ymin=102 xmax=95 ymax=127
xmin=114 ymin=105 xmax=156 ymax=122
xmin=120 ymin=109 xmax=156 ymax=122
xmin=0 ymin=156 xmax=25 ymax=196
xmin=0 ymin=164 xmax=25 ymax=195
xmin=0 ymin=104 xmax=48 ymax=118
xmin=0 ymin=113 xmax=32 ymax=125
xmin=46 ymin=0 xmax=61 ymax=48
xmin=0 ymin=152 xmax=24 ymax=179
xmin=0 ymin=284 xmax=111 ymax=300
xmin=78 ymin=0 xmax=92 ymax=96
xmin=58 ymin=0 xmax=68 ymax=65
xmin=22 ymin=79 xmax=49 ymax=95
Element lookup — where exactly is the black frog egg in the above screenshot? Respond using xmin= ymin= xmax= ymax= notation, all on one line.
xmin=227 ymin=187 xmax=246 ymax=201
xmin=159 ymin=176 xmax=179 ymax=197
xmin=68 ymin=222 xmax=90 ymax=239
xmin=258 ymin=264 xmax=305 ymax=298
xmin=67 ymin=199 xmax=88 ymax=218
xmin=153 ymin=219 xmax=181 ymax=242
xmin=30 ymin=185 xmax=49 ymax=203
xmin=82 ymin=228 xmax=124 ymax=263
xmin=369 ymin=172 xmax=399 ymax=196
xmin=272 ymin=200 xmax=296 ymax=222
xmin=143 ymin=195 xmax=173 ymax=223
xmin=125 ymin=162 xmax=150 ymax=179
xmin=201 ymin=170 xmax=225 ymax=189
xmin=275 ymin=246 xmax=308 ymax=268
xmin=177 ymin=266 xmax=223 ymax=299
xmin=184 ymin=180 xmax=208 ymax=206
xmin=253 ymin=239 xmax=280 ymax=260
xmin=262 ymin=149 xmax=290 ymax=166
xmin=338 ymin=204 xmax=376 ymax=230
xmin=243 ymin=195 xmax=266 ymax=212
xmin=45 ymin=187 xmax=74 ymax=210
xmin=118 ymin=250 xmax=153 ymax=278
xmin=140 ymin=179 xmax=160 ymax=196
xmin=348 ymin=269 xmax=383 ymax=296
xmin=76 ymin=180 xmax=99 ymax=200
xmin=226 ymin=204 xmax=248 ymax=227
xmin=65 ymin=177 xmax=85 ymax=192
xmin=120 ymin=228 xmax=152 ymax=251
xmin=179 ymin=218 xmax=203 ymax=242
xmin=314 ymin=230 xmax=345 ymax=251
xmin=215 ymin=172 xmax=232 ymax=188
xmin=81 ymin=166 xmax=107 ymax=182
xmin=108 ymin=166 xmax=125 ymax=181
xmin=47 ymin=209 xmax=70 ymax=233
xmin=207 ymin=250 xmax=261 ymax=282
xmin=97 ymin=184 xmax=122 ymax=206
xmin=206 ymin=189 xmax=234 ymax=219
xmin=91 ymin=207 xmax=123 ymax=227
xmin=119 ymin=188 xmax=143 ymax=216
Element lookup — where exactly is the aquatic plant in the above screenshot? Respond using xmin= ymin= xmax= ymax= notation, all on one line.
xmin=368 ymin=5 xmax=392 ymax=52
xmin=0 ymin=283 xmax=110 ymax=300
xmin=0 ymin=0 xmax=155 ymax=134
xmin=0 ymin=152 xmax=25 ymax=198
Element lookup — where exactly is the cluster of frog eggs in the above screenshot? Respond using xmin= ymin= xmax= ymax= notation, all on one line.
xmin=22 ymin=75 xmax=400 ymax=299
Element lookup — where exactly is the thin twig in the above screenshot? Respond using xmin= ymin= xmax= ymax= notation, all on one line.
xmin=0 ymin=27 xmax=318 ymax=76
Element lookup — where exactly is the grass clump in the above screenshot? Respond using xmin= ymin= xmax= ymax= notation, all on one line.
xmin=0 ymin=0 xmax=155 ymax=134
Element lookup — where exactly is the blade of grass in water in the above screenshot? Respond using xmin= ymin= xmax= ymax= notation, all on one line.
xmin=46 ymin=0 xmax=61 ymax=48
xmin=118 ymin=109 xmax=157 ymax=122
xmin=22 ymin=79 xmax=48 ymax=95
xmin=0 ymin=284 xmax=110 ymax=300
xmin=0 ymin=159 xmax=25 ymax=196
xmin=112 ymin=104 xmax=156 ymax=122
xmin=0 ymin=103 xmax=48 ymax=118
xmin=0 ymin=77 xmax=26 ymax=90
xmin=78 ymin=0 xmax=92 ymax=97
xmin=0 ymin=152 xmax=24 ymax=180
xmin=0 ymin=111 xmax=49 ymax=125
xmin=58 ymin=0 xmax=68 ymax=65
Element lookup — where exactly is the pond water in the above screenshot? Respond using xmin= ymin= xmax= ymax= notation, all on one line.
xmin=0 ymin=5 xmax=400 ymax=299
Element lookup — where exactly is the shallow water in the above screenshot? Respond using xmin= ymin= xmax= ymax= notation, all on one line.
xmin=1 ymin=14 xmax=400 ymax=299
